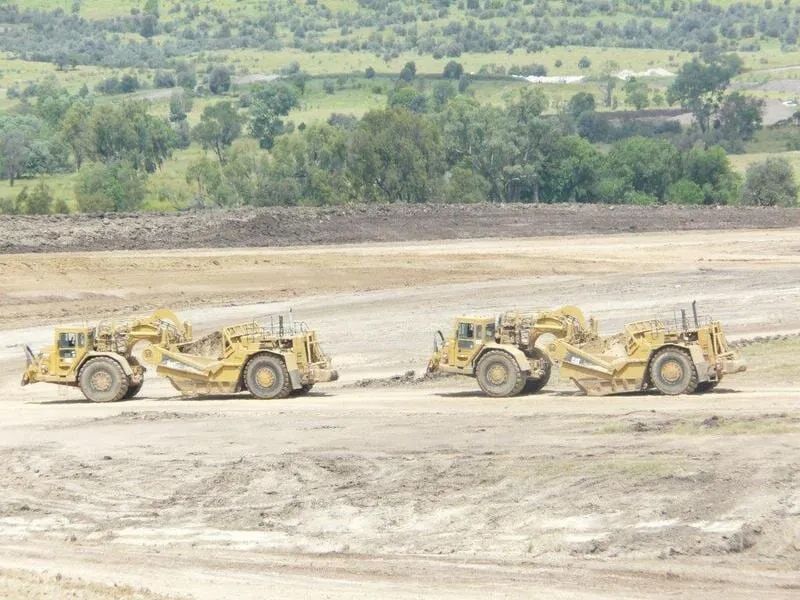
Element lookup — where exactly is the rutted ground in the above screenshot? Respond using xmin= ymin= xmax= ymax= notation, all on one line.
xmin=0 ymin=228 xmax=799 ymax=598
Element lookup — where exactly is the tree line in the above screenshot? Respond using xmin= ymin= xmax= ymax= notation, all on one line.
xmin=1 ymin=52 xmax=797 ymax=215
xmin=0 ymin=1 xmax=798 ymax=72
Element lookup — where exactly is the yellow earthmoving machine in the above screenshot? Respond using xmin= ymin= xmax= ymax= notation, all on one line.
xmin=548 ymin=303 xmax=746 ymax=396
xmin=428 ymin=303 xmax=746 ymax=397
xmin=141 ymin=316 xmax=338 ymax=398
xmin=22 ymin=310 xmax=338 ymax=402
xmin=22 ymin=309 xmax=191 ymax=402
xmin=427 ymin=306 xmax=592 ymax=397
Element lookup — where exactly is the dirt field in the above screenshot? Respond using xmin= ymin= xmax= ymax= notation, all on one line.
xmin=2 ymin=203 xmax=800 ymax=253
xmin=1 ymin=227 xmax=799 ymax=598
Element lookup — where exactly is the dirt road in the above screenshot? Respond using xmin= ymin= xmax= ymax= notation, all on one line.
xmin=1 ymin=228 xmax=799 ymax=597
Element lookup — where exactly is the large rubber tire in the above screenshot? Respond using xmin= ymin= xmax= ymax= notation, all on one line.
xmin=523 ymin=348 xmax=552 ymax=395
xmin=476 ymin=350 xmax=526 ymax=397
xmin=244 ymin=354 xmax=292 ymax=399
xmin=123 ymin=380 xmax=144 ymax=399
xmin=78 ymin=357 xmax=129 ymax=403
xmin=649 ymin=348 xmax=698 ymax=395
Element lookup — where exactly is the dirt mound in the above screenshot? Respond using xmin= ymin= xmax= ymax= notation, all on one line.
xmin=2 ymin=203 xmax=799 ymax=253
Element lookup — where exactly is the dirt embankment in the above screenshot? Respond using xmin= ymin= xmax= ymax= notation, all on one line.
xmin=2 ymin=203 xmax=799 ymax=253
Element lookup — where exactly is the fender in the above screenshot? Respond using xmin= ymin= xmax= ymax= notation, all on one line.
xmin=473 ymin=343 xmax=531 ymax=374
xmin=72 ymin=352 xmax=134 ymax=383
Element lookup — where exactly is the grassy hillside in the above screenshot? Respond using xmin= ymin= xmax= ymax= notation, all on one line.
xmin=1 ymin=0 xmax=799 ymax=209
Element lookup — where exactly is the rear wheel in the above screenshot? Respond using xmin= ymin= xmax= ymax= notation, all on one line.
xmin=649 ymin=348 xmax=698 ymax=395
xmin=476 ymin=350 xmax=526 ymax=397
xmin=523 ymin=348 xmax=552 ymax=394
xmin=244 ymin=354 xmax=292 ymax=399
xmin=78 ymin=357 xmax=129 ymax=403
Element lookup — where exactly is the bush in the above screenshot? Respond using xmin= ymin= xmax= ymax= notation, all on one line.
xmin=741 ymin=158 xmax=798 ymax=206
xmin=445 ymin=166 xmax=489 ymax=203
xmin=52 ymin=197 xmax=70 ymax=214
xmin=24 ymin=181 xmax=54 ymax=214
xmin=75 ymin=162 xmax=147 ymax=212
xmin=154 ymin=70 xmax=177 ymax=88
xmin=208 ymin=66 xmax=232 ymax=94
xmin=0 ymin=195 xmax=18 ymax=214
xmin=667 ymin=179 xmax=705 ymax=204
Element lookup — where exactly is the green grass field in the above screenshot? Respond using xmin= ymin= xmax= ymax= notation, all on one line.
xmin=1 ymin=0 xmax=799 ymax=210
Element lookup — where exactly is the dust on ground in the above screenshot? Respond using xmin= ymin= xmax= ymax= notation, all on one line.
xmin=0 ymin=228 xmax=799 ymax=598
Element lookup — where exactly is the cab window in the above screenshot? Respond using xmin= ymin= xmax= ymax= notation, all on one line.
xmin=457 ymin=322 xmax=474 ymax=339
xmin=485 ymin=323 xmax=496 ymax=340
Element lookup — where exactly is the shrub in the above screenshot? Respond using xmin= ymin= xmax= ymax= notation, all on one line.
xmin=75 ymin=162 xmax=147 ymax=212
xmin=741 ymin=158 xmax=798 ymax=206
xmin=667 ymin=179 xmax=705 ymax=204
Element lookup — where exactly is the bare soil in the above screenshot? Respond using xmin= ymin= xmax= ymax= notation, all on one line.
xmin=0 ymin=229 xmax=799 ymax=598
xmin=2 ymin=203 xmax=800 ymax=253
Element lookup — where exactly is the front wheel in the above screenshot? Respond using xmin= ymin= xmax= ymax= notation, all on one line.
xmin=78 ymin=357 xmax=129 ymax=403
xmin=475 ymin=350 xmax=526 ymax=397
xmin=244 ymin=355 xmax=292 ymax=399
xmin=649 ymin=348 xmax=698 ymax=395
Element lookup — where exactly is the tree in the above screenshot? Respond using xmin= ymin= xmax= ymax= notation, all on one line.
xmin=443 ymin=61 xmax=464 ymax=80
xmin=75 ymin=161 xmax=147 ymax=212
xmin=439 ymin=97 xmax=511 ymax=201
xmin=168 ymin=91 xmax=192 ymax=122
xmin=540 ymin=135 xmax=601 ymax=203
xmin=682 ymin=146 xmax=740 ymax=204
xmin=578 ymin=56 xmax=592 ymax=69
xmin=667 ymin=54 xmax=743 ymax=133
xmin=185 ymin=155 xmax=238 ymax=207
xmin=144 ymin=0 xmax=160 ymax=17
xmin=399 ymin=61 xmax=416 ymax=82
xmin=248 ymin=83 xmax=299 ymax=149
xmin=261 ymin=124 xmax=350 ymax=206
xmin=176 ymin=65 xmax=197 ymax=90
xmin=741 ymin=158 xmax=798 ymax=206
xmin=348 ymin=108 xmax=444 ymax=203
xmin=60 ymin=100 xmax=92 ymax=169
xmin=714 ymin=92 xmax=764 ymax=147
xmin=119 ymin=74 xmax=140 ymax=93
xmin=567 ymin=92 xmax=596 ymax=119
xmin=139 ymin=14 xmax=158 ymax=38
xmin=0 ymin=115 xmax=50 ymax=186
xmin=607 ymin=137 xmax=680 ymax=202
xmin=208 ymin=66 xmax=232 ymax=94
xmin=595 ymin=61 xmax=619 ymax=108
xmin=193 ymin=101 xmax=243 ymax=163
xmin=623 ymin=77 xmax=650 ymax=110
xmin=501 ymin=88 xmax=556 ymax=202
xmin=86 ymin=101 xmax=175 ymax=172
xmin=365 ymin=66 xmax=376 ymax=79
xmin=432 ymin=81 xmax=456 ymax=109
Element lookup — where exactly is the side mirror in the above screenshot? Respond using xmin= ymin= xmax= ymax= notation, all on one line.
xmin=433 ymin=330 xmax=445 ymax=352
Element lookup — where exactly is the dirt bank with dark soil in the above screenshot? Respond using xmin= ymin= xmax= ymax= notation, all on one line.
xmin=2 ymin=203 xmax=799 ymax=253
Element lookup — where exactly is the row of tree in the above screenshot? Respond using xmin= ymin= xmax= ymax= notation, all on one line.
xmin=183 ymin=94 xmax=794 ymax=209
xmin=0 ymin=1 xmax=799 ymax=71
